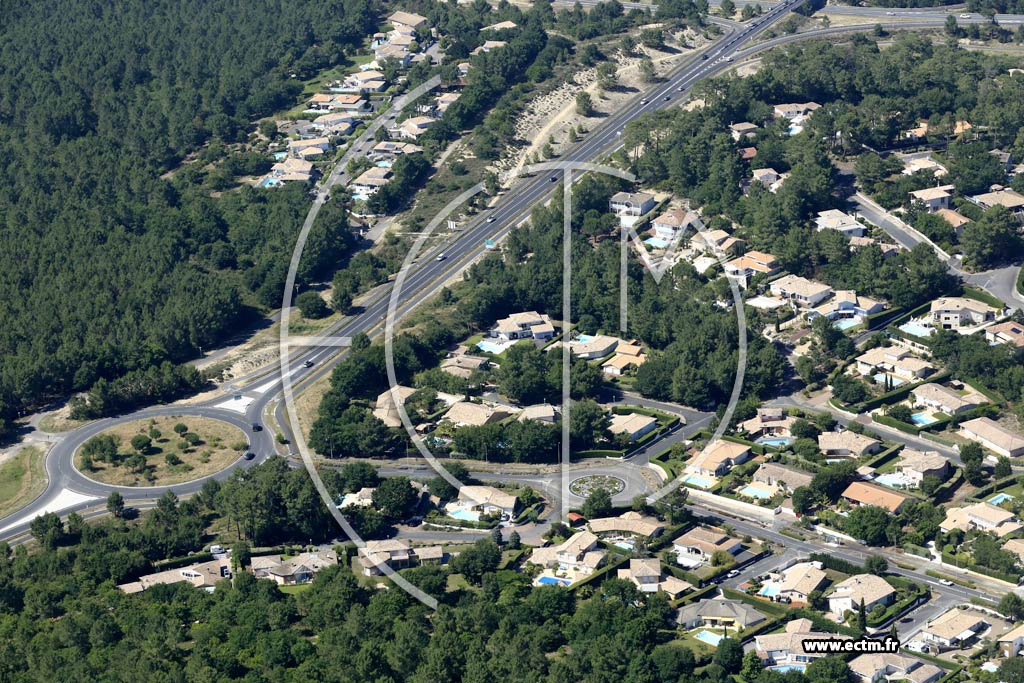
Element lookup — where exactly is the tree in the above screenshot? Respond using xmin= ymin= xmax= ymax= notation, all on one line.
xmin=710 ymin=550 xmax=735 ymax=567
xmin=885 ymin=404 xmax=913 ymax=424
xmin=490 ymin=527 xmax=503 ymax=546
xmin=996 ymin=456 xmax=1013 ymax=479
xmin=106 ymin=491 xmax=125 ymax=519
xmin=1000 ymin=592 xmax=1024 ymax=621
xmin=719 ymin=0 xmax=736 ymax=16
xmin=371 ymin=477 xmax=419 ymax=522
xmin=575 ymin=91 xmax=594 ymax=117
xmin=960 ymin=441 xmax=984 ymax=466
xmin=864 ymin=555 xmax=888 ymax=575
xmin=945 ymin=14 xmax=959 ymax=36
xmin=596 ymin=62 xmax=618 ymax=90
xmin=791 ymin=486 xmax=815 ymax=514
xmin=714 ymin=637 xmax=742 ymax=674
xmin=231 ymin=540 xmax=251 ymax=573
xmin=173 ymin=423 xmax=188 ymax=435
xmin=581 ymin=488 xmax=612 ymax=518
xmin=806 ymin=656 xmax=855 ymax=683
xmin=845 ymin=505 xmax=890 ymax=546
xmin=740 ymin=650 xmax=762 ymax=681
xmin=508 ymin=530 xmax=521 ymax=550
xmin=998 ymin=657 xmax=1024 ymax=683
xmin=130 ymin=434 xmax=151 ymax=453
xmin=448 ymin=539 xmax=500 ymax=585
xmin=569 ymin=399 xmax=610 ymax=449
xmin=296 ymin=290 xmax=330 ymax=319
xmin=639 ymin=28 xmax=664 ymax=49
xmin=638 ymin=57 xmax=656 ymax=84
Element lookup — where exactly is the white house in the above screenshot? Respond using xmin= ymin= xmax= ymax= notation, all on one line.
xmin=827 ymin=574 xmax=896 ymax=616
xmin=756 ymin=619 xmax=846 ymax=666
xmin=651 ymin=208 xmax=691 ymax=241
xmin=909 ymin=185 xmax=954 ymax=212
xmin=930 ymin=297 xmax=998 ymax=330
xmin=527 ymin=531 xmax=606 ymax=579
xmin=457 ymin=485 xmax=518 ymax=518
xmin=910 ymin=382 xmax=983 ymax=415
xmin=489 ymin=311 xmax=555 ymax=341
xmin=687 ymin=440 xmax=751 ymax=478
xmin=958 ymin=417 xmax=1024 ymax=458
xmin=769 ymin=274 xmax=834 ymax=308
xmin=815 ymin=209 xmax=864 ymax=236
xmin=849 ymin=653 xmax=943 ymax=683
xmin=920 ymin=609 xmax=987 ymax=650
xmin=672 ymin=526 xmax=742 ymax=567
xmin=724 ymin=251 xmax=780 ymax=288
xmin=609 ymin=191 xmax=655 ymax=217
xmin=608 ymin=412 xmax=658 ymax=441
xmin=818 ymin=431 xmax=881 ymax=457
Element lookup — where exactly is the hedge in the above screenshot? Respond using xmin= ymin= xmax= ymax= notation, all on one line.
xmin=809 ymin=552 xmax=865 ymax=575
xmin=514 ymin=502 xmax=545 ymax=524
xmin=867 ymin=584 xmax=927 ymax=627
xmin=962 ymin=286 xmax=1005 ymax=309
xmin=931 ymin=468 xmax=962 ymax=503
xmin=967 ymin=474 xmax=1019 ymax=502
xmin=721 ymin=434 xmax=769 ymax=455
xmin=155 ymin=552 xmax=215 ymax=570
xmin=568 ymin=554 xmax=628 ymax=592
xmin=851 ymin=370 xmax=951 ymax=414
xmin=940 ymin=551 xmax=1021 ymax=583
xmin=720 ymin=587 xmax=791 ymax=618
xmin=873 ymin=413 xmax=921 ymax=436
xmin=575 ymin=449 xmax=625 ymax=459
xmin=861 ymin=443 xmax=905 ymax=469
xmin=903 ymin=543 xmax=930 ymax=558
xmin=863 ymin=305 xmax=905 ymax=330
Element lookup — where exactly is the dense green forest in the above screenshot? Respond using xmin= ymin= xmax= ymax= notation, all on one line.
xmin=0 ymin=0 xmax=377 ymax=434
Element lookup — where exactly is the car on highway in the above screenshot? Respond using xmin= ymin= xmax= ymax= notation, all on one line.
xmin=726 ymin=57 xmax=734 ymax=62
xmin=487 ymin=216 xmax=495 ymax=223
xmin=251 ymin=423 xmax=262 ymax=432
xmin=303 ymin=360 xmax=314 ymax=368
xmin=726 ymin=569 xmax=740 ymax=578
xmin=939 ymin=578 xmax=954 ymax=586
xmin=436 ymin=253 xmax=446 ymax=261
xmin=701 ymin=54 xmax=708 ymax=60
xmin=640 ymin=98 xmax=648 ymax=104
xmin=549 ymin=176 xmax=558 ymax=182
xmin=243 ymin=452 xmax=255 ymax=461
xmin=960 ymin=13 xmax=971 ymax=18
xmin=886 ymin=11 xmax=895 ymax=15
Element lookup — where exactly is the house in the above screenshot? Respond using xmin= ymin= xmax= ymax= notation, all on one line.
xmin=288 ymin=137 xmax=331 ymax=159
xmin=676 ymin=597 xmax=767 ymax=630
xmin=608 ymin=412 xmax=659 ymax=442
xmin=617 ymin=558 xmax=693 ymax=598
xmin=358 ymin=540 xmax=414 ymax=575
xmin=730 ymin=122 xmax=759 ymax=141
xmin=773 ymin=102 xmax=821 ymax=120
xmin=936 ymin=208 xmax=971 ymax=236
xmin=435 ymin=92 xmax=460 ymax=114
xmin=827 ymin=574 xmax=896 ymax=615
xmin=941 ymin=501 xmax=1022 ymax=537
xmin=724 ymin=251 xmax=780 ymax=288
xmin=672 ymin=526 xmax=742 ymax=567
xmin=490 ymin=311 xmax=555 ymax=341
xmin=811 ymin=290 xmax=887 ymax=324
xmin=1004 ymin=538 xmax=1024 ymax=564
xmin=849 ymin=653 xmax=943 ymax=683
xmin=566 ymin=334 xmax=622 ymax=360
xmin=909 ymin=186 xmax=953 ymax=212
xmin=589 ymin=510 xmax=664 ymax=538
xmin=687 ymin=440 xmax=751 ymax=478
xmin=517 ymin=404 xmax=560 ymax=424
xmin=692 ymin=229 xmax=741 ymax=254
xmin=756 ymin=618 xmax=846 ymax=666
xmin=267 ymin=550 xmax=339 ymax=586
xmin=854 ymin=346 xmax=934 ymax=382
xmin=442 ymin=401 xmax=514 ymax=428
xmin=372 ymin=141 xmax=424 ymax=157
xmin=118 ymin=558 xmax=232 ymax=593
xmin=374 ymin=44 xmax=413 ymax=66
xmin=482 ymin=20 xmax=518 ymax=31
xmin=904 ymin=121 xmax=929 ymax=141
xmin=902 ymin=156 xmax=948 ymax=178
xmin=312 ymin=112 xmax=358 ymax=135
xmin=815 ymin=209 xmax=865 ymax=237
xmin=651 ymin=208 xmax=691 ymax=241
xmin=971 ymin=188 xmax=1024 ymax=216
xmin=774 ymin=561 xmax=828 ymax=603
xmin=372 ymin=385 xmax=418 ymax=427
xmin=440 ymin=353 xmax=487 ymax=379
xmin=268 ymin=158 xmax=315 ymax=183
xmin=841 ymin=482 xmax=911 ymax=514
xmin=340 ymin=487 xmax=376 ymax=509
xmin=309 ymin=93 xmax=367 ymax=113
xmin=930 ymin=297 xmax=998 ymax=329
xmin=342 ymin=70 xmax=387 ymax=93
xmin=920 ymin=609 xmax=987 ymax=650
xmin=770 ymin=274 xmax=834 ymax=308
xmin=250 ymin=555 xmax=283 ymax=579
xmin=752 ymin=462 xmax=813 ymax=491
xmin=910 ymin=383 xmax=983 ymax=415
xmin=398 ymin=116 xmax=436 ymax=140
xmin=527 ymin=531 xmax=606 ymax=578
xmin=741 ymin=407 xmax=796 ymax=439
xmin=998 ymin=622 xmax=1024 ymax=657
xmin=959 ymin=417 xmax=1024 ymax=458
xmin=388 ymin=10 xmax=428 ymax=31
xmin=894 ymin=450 xmax=949 ymax=487
xmin=457 ymin=485 xmax=518 ymax=518
xmin=849 ymin=236 xmax=902 ymax=258
xmin=818 ymin=431 xmax=881 ymax=458
xmin=739 ymin=146 xmax=757 ymax=160
xmin=609 ymin=191 xmax=656 ymax=217
xmin=750 ymin=167 xmax=786 ymax=193
xmin=986 ymin=320 xmax=1024 ymax=348
xmin=601 ymin=344 xmax=647 ymax=376
xmin=954 ymin=120 xmax=973 ymax=137
xmin=350 ymin=167 xmax=392 ymax=196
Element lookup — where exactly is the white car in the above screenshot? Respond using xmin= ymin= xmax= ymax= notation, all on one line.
xmin=486 ymin=216 xmax=495 ymax=223
xmin=960 ymin=13 xmax=971 ymax=18
xmin=939 ymin=579 xmax=954 ymax=586
xmin=435 ymin=253 xmax=446 ymax=261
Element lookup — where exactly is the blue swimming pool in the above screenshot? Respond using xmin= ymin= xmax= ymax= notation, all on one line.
xmin=614 ymin=540 xmax=635 ymax=551
xmin=259 ymin=177 xmax=283 ymax=188
xmin=537 ymin=576 xmax=571 ymax=587
xmin=833 ymin=318 xmax=860 ymax=331
xmin=757 ymin=437 xmax=793 ymax=447
xmin=448 ymin=508 xmax=480 ymax=522
xmin=477 ymin=340 xmax=506 ymax=354
xmin=694 ymin=630 xmax=724 ymax=646
xmin=874 ymin=472 xmax=911 ymax=489
xmin=273 ymin=151 xmax=287 ymax=160
xmin=682 ymin=474 xmax=713 ymax=489
xmin=911 ymin=412 xmax=938 ymax=426
xmin=900 ymin=322 xmax=934 ymax=338
xmin=375 ymin=160 xmax=393 ymax=168
xmin=772 ymin=665 xmax=806 ymax=673
xmin=759 ymin=584 xmax=780 ymax=597
xmin=577 ymin=334 xmax=594 ymax=343
xmin=990 ymin=493 xmax=1015 ymax=505
xmin=645 ymin=237 xmax=670 ymax=249
xmin=740 ymin=485 xmax=773 ymax=500
xmin=873 ymin=373 xmax=905 ymax=387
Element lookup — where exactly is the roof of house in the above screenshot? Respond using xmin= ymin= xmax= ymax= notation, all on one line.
xmin=756 ymin=620 xmax=845 ymax=654
xmin=739 ymin=147 xmax=757 ymax=160
xmin=818 ymin=431 xmax=880 ymax=454
xmin=730 ymin=122 xmax=759 ymax=132
xmin=974 ymin=188 xmax=1024 ymax=209
xmin=443 ymin=401 xmax=512 ymax=427
xmin=911 ymin=382 xmax=981 ymax=412
xmin=608 ymin=412 xmax=658 ymax=437
xmin=610 ymin=191 xmax=655 ymax=205
xmin=753 ymin=462 xmax=814 ymax=490
xmin=829 ymin=573 xmax=896 ymax=606
xmin=930 ymin=297 xmax=997 ymax=316
xmin=388 ymin=10 xmax=428 ymax=27
xmin=816 ymin=208 xmax=860 ymax=229
xmin=936 ymin=208 xmax=971 ymax=228
xmin=415 ymin=545 xmax=444 ymax=561
xmin=896 ymin=449 xmax=948 ymax=475
xmin=653 ymin=207 xmax=691 ymax=228
xmin=529 ymin=531 xmax=600 ymax=566
xmin=688 ymin=440 xmax=751 ymax=473
xmin=960 ymin=417 xmax=1024 ymax=453
xmin=849 ymin=653 xmax=943 ymax=683
xmin=778 ymin=562 xmax=828 ymax=597
xmin=676 ymin=598 xmax=767 ymax=626
xmin=770 ymin=274 xmax=833 ymax=300
xmin=458 ymin=485 xmax=517 ymax=510
xmin=118 ymin=559 xmax=232 ymax=593
xmin=1002 ymin=538 xmax=1024 ymax=563
xmin=588 ymin=511 xmax=664 ymax=537
xmin=482 ymin=20 xmax=518 ymax=31
xmin=841 ymin=482 xmax=910 ymax=513
xmin=673 ymin=526 xmax=739 ymax=555
xmin=988 ymin=320 xmax=1024 ymax=346
xmin=726 ymin=251 xmax=777 ymax=274
xmin=999 ymin=621 xmax=1024 ymax=643
xmin=923 ymin=609 xmax=987 ymax=641
xmin=517 ymin=404 xmax=560 ymax=422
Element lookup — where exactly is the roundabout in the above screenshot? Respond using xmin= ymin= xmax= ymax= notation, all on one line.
xmin=569 ymin=474 xmax=626 ymax=499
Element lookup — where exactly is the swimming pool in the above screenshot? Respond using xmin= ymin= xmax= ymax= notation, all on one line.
xmin=273 ymin=151 xmax=287 ymax=160
xmin=833 ymin=318 xmax=861 ymax=331
xmin=757 ymin=437 xmax=793 ymax=447
xmin=645 ymin=237 xmax=670 ymax=249
xmin=989 ymin=493 xmax=1016 ymax=505
xmin=259 ymin=177 xmax=283 ymax=188
xmin=771 ymin=665 xmax=806 ymax=673
xmin=911 ymin=412 xmax=938 ymax=426
xmin=740 ymin=485 xmax=774 ymax=500
xmin=448 ymin=508 xmax=480 ymax=522
xmin=375 ymin=160 xmax=393 ymax=168
xmin=477 ymin=340 xmax=507 ymax=354
xmin=537 ymin=576 xmax=571 ymax=586
xmin=900 ymin=322 xmax=934 ymax=338
xmin=614 ymin=540 xmax=636 ymax=551
xmin=759 ymin=584 xmax=781 ymax=597
xmin=576 ymin=334 xmax=594 ymax=343
xmin=694 ymin=630 xmax=724 ymax=646
xmin=682 ymin=474 xmax=714 ymax=489
xmin=873 ymin=373 xmax=905 ymax=387
xmin=874 ymin=472 xmax=912 ymax=489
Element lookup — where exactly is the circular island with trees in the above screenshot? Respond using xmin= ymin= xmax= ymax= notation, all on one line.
xmin=569 ymin=474 xmax=625 ymax=498
xmin=75 ymin=415 xmax=249 ymax=486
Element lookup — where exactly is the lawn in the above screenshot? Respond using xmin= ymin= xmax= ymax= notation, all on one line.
xmin=77 ymin=415 xmax=248 ymax=487
xmin=0 ymin=446 xmax=48 ymax=520
xmin=277 ymin=583 xmax=313 ymax=595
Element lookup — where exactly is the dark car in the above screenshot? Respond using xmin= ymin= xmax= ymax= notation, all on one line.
xmin=251 ymin=423 xmax=262 ymax=432
xmin=302 ymin=360 xmax=314 ymax=368
xmin=549 ymin=176 xmax=558 ymax=183
xmin=243 ymin=452 xmax=255 ymax=461
xmin=701 ymin=54 xmax=708 ymax=60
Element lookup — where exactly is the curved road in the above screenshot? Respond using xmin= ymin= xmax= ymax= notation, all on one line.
xmin=0 ymin=5 xmax=989 ymax=541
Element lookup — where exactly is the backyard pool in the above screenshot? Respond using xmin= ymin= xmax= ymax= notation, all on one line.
xmin=682 ymin=474 xmax=714 ymax=489
xmin=771 ymin=665 xmax=806 ymax=674
xmin=614 ymin=540 xmax=636 ymax=551
xmin=757 ymin=437 xmax=793 ymax=447
xmin=759 ymin=584 xmax=781 ymax=597
xmin=273 ymin=151 xmax=287 ymax=160
xmin=477 ymin=340 xmax=507 ymax=354
xmin=448 ymin=508 xmax=480 ymax=522
xmin=537 ymin=576 xmax=571 ymax=587
xmin=873 ymin=373 xmax=905 ymax=387
xmin=694 ymin=630 xmax=724 ymax=646
xmin=576 ymin=334 xmax=595 ymax=343
xmin=874 ymin=472 xmax=913 ymax=489
xmin=900 ymin=322 xmax=934 ymax=337
xmin=645 ymin=237 xmax=670 ymax=249
xmin=740 ymin=484 xmax=774 ymax=500
xmin=833 ymin=318 xmax=861 ymax=331
xmin=989 ymin=493 xmax=1016 ymax=505
xmin=259 ymin=177 xmax=283 ymax=188
xmin=911 ymin=412 xmax=938 ymax=426
xmin=375 ymin=160 xmax=393 ymax=168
